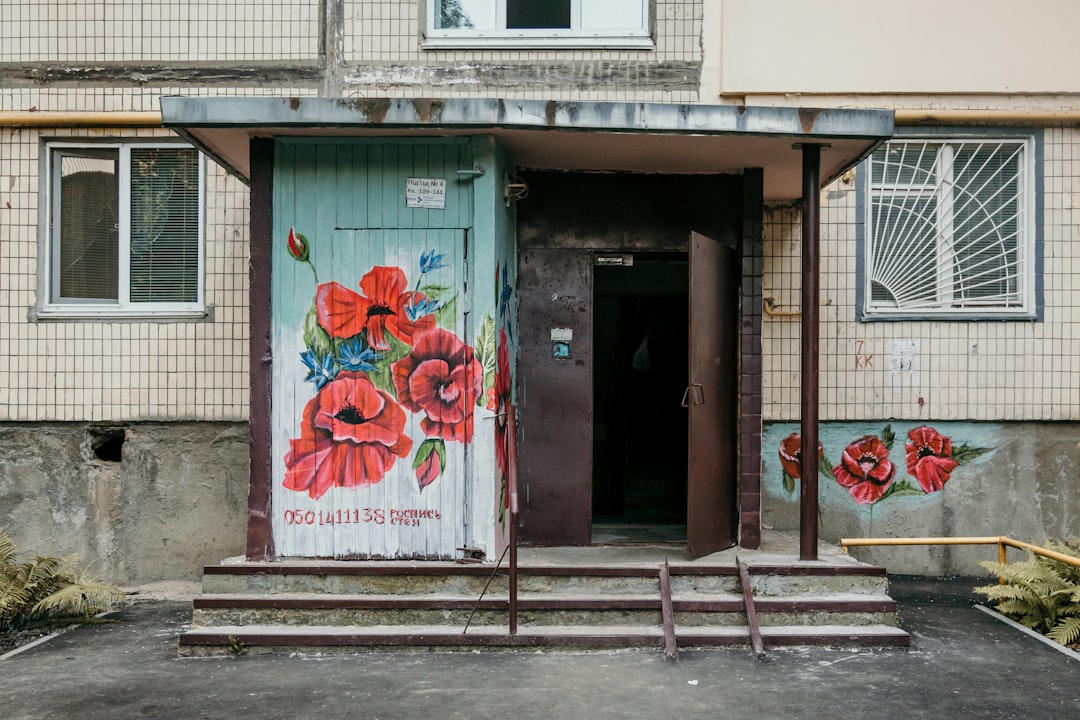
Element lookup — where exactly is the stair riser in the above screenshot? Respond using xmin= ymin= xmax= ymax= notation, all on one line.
xmin=202 ymin=573 xmax=884 ymax=598
xmin=202 ymin=574 xmax=508 ymax=596
xmin=193 ymin=605 xmax=896 ymax=629
xmin=676 ymin=610 xmax=897 ymax=627
xmin=749 ymin=576 xmax=889 ymax=596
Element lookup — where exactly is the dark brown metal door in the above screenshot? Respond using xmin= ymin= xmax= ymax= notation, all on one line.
xmin=686 ymin=231 xmax=737 ymax=556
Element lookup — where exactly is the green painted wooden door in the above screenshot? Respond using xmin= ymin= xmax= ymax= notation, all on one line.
xmin=273 ymin=227 xmax=471 ymax=559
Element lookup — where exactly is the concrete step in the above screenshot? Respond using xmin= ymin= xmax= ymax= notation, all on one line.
xmin=178 ymin=622 xmax=909 ymax=656
xmin=199 ymin=561 xmax=888 ymax=597
xmin=189 ymin=591 xmax=898 ymax=629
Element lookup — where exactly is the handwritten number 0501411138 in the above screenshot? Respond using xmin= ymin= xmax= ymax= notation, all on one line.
xmin=283 ymin=508 xmax=441 ymax=527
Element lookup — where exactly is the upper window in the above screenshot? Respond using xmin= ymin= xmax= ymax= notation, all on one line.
xmin=42 ymin=142 xmax=205 ymax=318
xmin=424 ymin=0 xmax=651 ymax=48
xmin=862 ymin=135 xmax=1039 ymax=320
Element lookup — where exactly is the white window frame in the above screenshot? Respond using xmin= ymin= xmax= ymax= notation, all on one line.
xmin=862 ymin=135 xmax=1037 ymax=320
xmin=422 ymin=0 xmax=653 ymax=49
xmin=40 ymin=141 xmax=206 ymax=320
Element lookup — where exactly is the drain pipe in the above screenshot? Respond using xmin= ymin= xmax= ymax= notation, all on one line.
xmin=0 ymin=111 xmax=162 ymax=127
xmin=797 ymin=143 xmax=823 ymax=562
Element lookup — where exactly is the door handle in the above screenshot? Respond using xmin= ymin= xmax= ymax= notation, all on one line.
xmin=682 ymin=384 xmax=705 ymax=407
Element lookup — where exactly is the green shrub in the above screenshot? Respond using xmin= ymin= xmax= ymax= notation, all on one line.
xmin=975 ymin=538 xmax=1080 ymax=648
xmin=0 ymin=528 xmax=125 ymax=633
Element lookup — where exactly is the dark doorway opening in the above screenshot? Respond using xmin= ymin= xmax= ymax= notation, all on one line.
xmin=592 ymin=253 xmax=688 ymax=543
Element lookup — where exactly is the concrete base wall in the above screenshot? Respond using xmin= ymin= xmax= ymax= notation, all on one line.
xmin=0 ymin=422 xmax=248 ymax=584
xmin=762 ymin=421 xmax=1080 ymax=576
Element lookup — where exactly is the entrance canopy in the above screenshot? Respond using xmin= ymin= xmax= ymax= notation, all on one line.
xmin=160 ymin=97 xmax=893 ymax=202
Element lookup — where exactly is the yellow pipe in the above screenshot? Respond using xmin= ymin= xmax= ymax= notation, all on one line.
xmin=763 ymin=296 xmax=801 ymax=318
xmin=894 ymin=108 xmax=1080 ymax=125
xmin=0 ymin=111 xmax=162 ymax=127
xmin=841 ymin=536 xmax=1080 ymax=570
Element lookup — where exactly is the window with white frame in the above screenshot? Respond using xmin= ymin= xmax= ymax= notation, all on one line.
xmin=862 ymin=136 xmax=1037 ymax=319
xmin=43 ymin=142 xmax=204 ymax=318
xmin=424 ymin=0 xmax=651 ymax=48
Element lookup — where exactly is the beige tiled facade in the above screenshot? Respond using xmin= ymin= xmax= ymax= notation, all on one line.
xmin=763 ymin=126 xmax=1080 ymax=423
xmin=2 ymin=2 xmax=1078 ymax=424
xmin=0 ymin=0 xmax=321 ymax=63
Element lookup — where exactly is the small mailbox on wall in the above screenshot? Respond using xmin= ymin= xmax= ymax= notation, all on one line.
xmin=551 ymin=328 xmax=572 ymax=358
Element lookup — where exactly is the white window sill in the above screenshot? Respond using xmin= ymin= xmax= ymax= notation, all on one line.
xmin=35 ymin=305 xmax=209 ymax=322
xmin=421 ymin=34 xmax=655 ymax=50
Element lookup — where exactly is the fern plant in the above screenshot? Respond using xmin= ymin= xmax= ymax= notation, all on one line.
xmin=975 ymin=538 xmax=1080 ymax=648
xmin=1 ymin=528 xmax=125 ymax=633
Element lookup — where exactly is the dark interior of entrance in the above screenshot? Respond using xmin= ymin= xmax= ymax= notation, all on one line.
xmin=592 ymin=254 xmax=689 ymax=538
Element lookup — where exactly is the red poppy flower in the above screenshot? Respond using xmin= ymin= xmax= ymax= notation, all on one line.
xmin=905 ymin=425 xmax=959 ymax=493
xmin=832 ymin=435 xmax=896 ymax=504
xmin=492 ymin=329 xmax=512 ymax=484
xmin=315 ymin=266 xmax=436 ymax=350
xmin=393 ymin=329 xmax=483 ymax=443
xmin=778 ymin=432 xmax=823 ymax=479
xmin=283 ymin=371 xmax=412 ymax=499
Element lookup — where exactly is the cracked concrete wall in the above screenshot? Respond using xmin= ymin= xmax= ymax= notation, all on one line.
xmin=0 ymin=422 xmax=248 ymax=584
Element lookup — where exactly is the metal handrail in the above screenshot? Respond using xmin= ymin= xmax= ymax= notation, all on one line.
xmin=507 ymin=404 xmax=520 ymax=635
xmin=840 ymin=536 xmax=1080 ymax=572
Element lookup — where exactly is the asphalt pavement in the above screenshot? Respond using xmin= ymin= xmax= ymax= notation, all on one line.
xmin=1 ymin=576 xmax=1076 ymax=720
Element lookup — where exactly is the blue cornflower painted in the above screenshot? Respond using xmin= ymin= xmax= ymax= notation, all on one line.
xmin=405 ymin=295 xmax=441 ymax=322
xmin=300 ymin=349 xmax=337 ymax=390
xmin=337 ymin=338 xmax=381 ymax=372
xmin=419 ymin=249 xmax=447 ymax=274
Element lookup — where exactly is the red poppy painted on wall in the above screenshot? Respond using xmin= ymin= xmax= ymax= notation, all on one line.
xmin=778 ymin=432 xmax=827 ymax=494
xmin=393 ymin=328 xmax=483 ymax=443
xmin=832 ymin=435 xmax=897 ymax=505
xmin=905 ymin=425 xmax=960 ymax=493
xmin=283 ymin=372 xmax=413 ymax=499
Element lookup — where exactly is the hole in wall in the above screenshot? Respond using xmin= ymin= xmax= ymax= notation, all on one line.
xmin=89 ymin=428 xmax=126 ymax=463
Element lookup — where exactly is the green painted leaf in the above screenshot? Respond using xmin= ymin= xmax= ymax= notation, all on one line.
xmin=818 ymin=454 xmax=835 ymax=478
xmin=881 ymin=423 xmax=896 ymax=451
xmin=302 ymin=304 xmax=333 ymax=357
xmin=412 ymin=438 xmax=445 ymax=470
xmin=418 ymin=284 xmax=453 ymax=300
xmin=877 ymin=479 xmax=924 ymax=502
xmin=953 ymin=443 xmax=991 ymax=465
xmin=782 ymin=471 xmax=795 ymax=495
xmin=435 ymin=295 xmax=458 ymax=332
xmin=366 ymin=333 xmax=412 ymax=397
xmin=475 ymin=314 xmax=497 ymax=407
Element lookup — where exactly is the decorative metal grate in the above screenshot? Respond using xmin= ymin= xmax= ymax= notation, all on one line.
xmin=865 ymin=138 xmax=1032 ymax=316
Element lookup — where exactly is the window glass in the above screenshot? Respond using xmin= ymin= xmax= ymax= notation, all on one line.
xmin=57 ymin=149 xmax=119 ymax=302
xmin=507 ymin=0 xmax=570 ymax=29
xmin=45 ymin=142 xmax=203 ymax=317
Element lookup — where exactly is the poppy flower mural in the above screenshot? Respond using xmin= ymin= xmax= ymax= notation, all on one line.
xmin=778 ymin=432 xmax=826 ymax=493
xmin=832 ymin=435 xmax=897 ymax=505
xmin=281 ymin=229 xmax=502 ymax=501
xmin=774 ymin=423 xmax=990 ymax=508
xmin=283 ymin=372 xmax=413 ymax=499
xmin=905 ymin=425 xmax=959 ymax=493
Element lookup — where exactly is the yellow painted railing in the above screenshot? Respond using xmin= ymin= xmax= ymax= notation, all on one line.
xmin=841 ymin=536 xmax=1080 ymax=573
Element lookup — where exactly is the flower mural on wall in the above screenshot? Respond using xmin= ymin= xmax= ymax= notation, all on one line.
xmin=281 ymin=229 xmax=498 ymax=498
xmin=777 ymin=432 xmax=826 ymax=494
xmin=905 ymin=425 xmax=959 ymax=493
xmin=776 ymin=422 xmax=991 ymax=508
xmin=393 ymin=328 xmax=483 ymax=443
xmin=832 ymin=435 xmax=897 ymax=505
xmin=283 ymin=372 xmax=412 ymax=499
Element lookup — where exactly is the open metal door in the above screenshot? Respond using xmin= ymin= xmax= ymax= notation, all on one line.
xmin=686 ymin=231 xmax=737 ymax=556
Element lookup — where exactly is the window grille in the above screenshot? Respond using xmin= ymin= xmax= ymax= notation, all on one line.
xmin=864 ymin=137 xmax=1035 ymax=318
